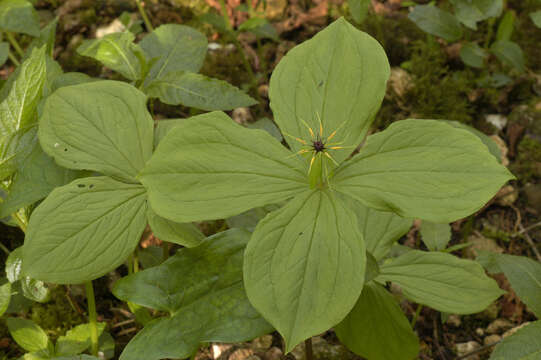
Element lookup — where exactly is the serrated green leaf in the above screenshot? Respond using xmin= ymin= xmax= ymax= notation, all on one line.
xmin=38 ymin=81 xmax=154 ymax=182
xmin=146 ymin=71 xmax=257 ymax=111
xmin=147 ymin=206 xmax=204 ymax=248
xmin=139 ymin=111 xmax=307 ymax=223
xmin=490 ymin=40 xmax=526 ymax=72
xmin=0 ymin=142 xmax=81 ymax=218
xmin=244 ymin=189 xmax=365 ymax=352
xmin=531 ymin=10 xmax=541 ymax=28
xmin=377 ymin=250 xmax=504 ymax=314
xmin=490 ymin=321 xmax=541 ymax=360
xmin=0 ymin=282 xmax=10 ymax=316
xmin=0 ymin=0 xmax=40 ymax=36
xmin=408 ymin=5 xmax=463 ymax=41
xmin=117 ymin=229 xmax=273 ymax=360
xmin=335 ymin=282 xmax=419 ymax=360
xmin=6 ymin=247 xmax=22 ymax=282
xmin=22 ymin=177 xmax=147 ymax=284
xmin=269 ymin=17 xmax=390 ymax=165
xmin=55 ymin=323 xmax=106 ymax=357
xmin=451 ymin=0 xmax=502 ymax=30
xmin=333 ymin=120 xmax=514 ymax=222
xmin=140 ymin=24 xmax=207 ymax=84
xmin=460 ymin=42 xmax=487 ymax=68
xmin=420 ymin=221 xmax=451 ymax=251
xmin=345 ymin=197 xmax=411 ymax=261
xmin=348 ymin=0 xmax=371 ymax=24
xmin=77 ymin=32 xmax=144 ymax=81
xmin=6 ymin=318 xmax=50 ymax=353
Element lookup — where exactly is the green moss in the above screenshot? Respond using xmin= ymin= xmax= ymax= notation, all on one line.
xmin=510 ymin=137 xmax=541 ymax=183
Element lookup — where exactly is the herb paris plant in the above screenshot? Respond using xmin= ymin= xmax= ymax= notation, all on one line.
xmin=139 ymin=17 xmax=514 ymax=351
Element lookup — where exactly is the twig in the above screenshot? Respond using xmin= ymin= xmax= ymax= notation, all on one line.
xmin=519 ymin=223 xmax=541 ymax=262
xmin=512 ymin=220 xmax=541 ymax=237
xmin=112 ymin=319 xmax=135 ymax=328
xmin=455 ymin=339 xmax=502 ymax=360
xmin=6 ymin=32 xmax=24 ymax=57
xmin=116 ymin=326 xmax=138 ymax=336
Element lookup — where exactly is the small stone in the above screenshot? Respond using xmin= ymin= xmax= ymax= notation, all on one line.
xmin=489 ymin=135 xmax=509 ymax=166
xmin=264 ymin=347 xmax=283 ymax=360
xmin=485 ymin=114 xmax=508 ymax=131
xmin=486 ymin=319 xmax=514 ymax=334
xmin=212 ymin=344 xmax=233 ymax=359
xmin=475 ymin=327 xmax=484 ymax=336
xmin=465 ymin=235 xmax=504 ymax=259
xmin=502 ymin=322 xmax=530 ymax=338
xmin=495 ymin=185 xmax=518 ymax=206
xmin=252 ymin=334 xmax=273 ymax=351
xmin=478 ymin=302 xmax=500 ymax=321
xmin=484 ymin=334 xmax=502 ymax=345
xmin=232 ymin=107 xmax=253 ymax=125
xmin=388 ymin=67 xmax=413 ymax=98
xmin=229 ymin=349 xmax=254 ymax=360
xmin=258 ymin=84 xmax=269 ymax=99
xmin=455 ymin=341 xmax=481 ymax=360
xmin=446 ymin=314 xmax=462 ymax=327
xmin=96 ymin=18 xmax=126 ymax=38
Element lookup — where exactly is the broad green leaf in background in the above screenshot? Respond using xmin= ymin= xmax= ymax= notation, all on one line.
xmin=20 ymin=277 xmax=50 ymax=303
xmin=346 ymin=198 xmax=411 ymax=261
xmin=22 ymin=177 xmax=147 ymax=284
xmin=348 ymin=0 xmax=371 ymax=24
xmin=226 ymin=204 xmax=281 ymax=231
xmin=115 ymin=229 xmax=273 ymax=360
xmin=147 ymin=207 xmax=204 ymax=248
xmin=490 ymin=321 xmax=541 ymax=360
xmin=460 ymin=42 xmax=487 ymax=68
xmin=140 ymin=24 xmax=207 ymax=85
xmin=238 ymin=18 xmax=279 ymax=41
xmin=531 ymin=10 xmax=541 ymax=28
xmin=0 ymin=46 xmax=46 ymax=179
xmin=333 ymin=120 xmax=514 ymax=223
xmin=0 ymin=0 xmax=40 ymax=36
xmin=6 ymin=318 xmax=51 ymax=353
xmin=335 ymin=282 xmax=419 ymax=360
xmin=377 ymin=250 xmax=504 ymax=314
xmin=6 ymin=247 xmax=22 ymax=282
xmin=56 ymin=323 xmax=106 ymax=357
xmin=136 ymin=246 xmax=163 ymax=269
xmin=490 ymin=40 xmax=525 ymax=72
xmin=496 ymin=11 xmax=515 ymax=42
xmin=269 ymin=17 xmax=390 ymax=164
xmin=0 ymin=282 xmax=10 ymax=316
xmin=39 ymin=81 xmax=154 ymax=182
xmin=0 ymin=143 xmax=81 ymax=218
xmin=0 ymin=41 xmax=8 ymax=66
xmin=408 ymin=5 xmax=463 ymax=42
xmin=244 ymin=189 xmax=365 ymax=352
xmin=139 ymin=112 xmax=306 ymax=223
xmin=420 ymin=221 xmax=451 ymax=251
xmin=146 ymin=71 xmax=257 ymax=111
xmin=246 ymin=118 xmax=283 ymax=141
xmin=450 ymin=0 xmax=503 ymax=30
xmin=77 ymin=32 xmax=144 ymax=81
xmin=478 ymin=253 xmax=541 ymax=318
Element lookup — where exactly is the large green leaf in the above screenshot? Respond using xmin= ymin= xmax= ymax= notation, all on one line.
xmin=0 ymin=142 xmax=81 ymax=218
xmin=22 ymin=177 xmax=147 ymax=284
xmin=451 ymin=0 xmax=503 ymax=30
xmin=147 ymin=206 xmax=204 ymax=248
xmin=268 ymin=17 xmax=390 ymax=164
xmin=244 ymin=189 xmax=365 ymax=352
xmin=408 ymin=5 xmax=463 ymax=42
xmin=0 ymin=0 xmax=40 ymax=36
xmin=0 ymin=282 xmax=10 ymax=316
xmin=6 ymin=247 xmax=22 ymax=282
xmin=333 ymin=120 xmax=514 ymax=222
xmin=55 ymin=323 xmax=106 ymax=357
xmin=116 ymin=229 xmax=273 ymax=360
xmin=0 ymin=46 xmax=46 ymax=179
xmin=139 ymin=112 xmax=307 ymax=223
xmin=478 ymin=253 xmax=541 ymax=318
xmin=420 ymin=221 xmax=451 ymax=251
xmin=77 ymin=32 xmax=144 ymax=81
xmin=490 ymin=40 xmax=526 ymax=72
xmin=346 ymin=197 xmax=411 ymax=261
xmin=335 ymin=282 xmax=419 ymax=360
xmin=140 ymin=24 xmax=207 ymax=84
xmin=39 ymin=81 xmax=154 ymax=182
xmin=6 ymin=318 xmax=51 ymax=353
xmin=377 ymin=250 xmax=504 ymax=314
xmin=146 ymin=71 xmax=257 ymax=111
xmin=490 ymin=321 xmax=541 ymax=360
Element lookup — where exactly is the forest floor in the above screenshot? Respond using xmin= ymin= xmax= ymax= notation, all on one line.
xmin=1 ymin=0 xmax=541 ymax=359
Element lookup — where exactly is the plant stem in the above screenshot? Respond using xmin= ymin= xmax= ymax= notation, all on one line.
xmin=85 ymin=281 xmax=99 ymax=357
xmin=0 ymin=242 xmax=10 ymax=255
xmin=8 ymin=51 xmax=20 ymax=66
xmin=411 ymin=304 xmax=423 ymax=328
xmin=133 ymin=252 xmax=139 ymax=273
xmin=484 ymin=18 xmax=495 ymax=49
xmin=218 ymin=0 xmax=233 ymax=32
xmin=305 ymin=338 xmax=313 ymax=360
xmin=12 ymin=213 xmax=27 ymax=233
xmin=6 ymin=32 xmax=24 ymax=58
xmin=134 ymin=0 xmax=154 ymax=32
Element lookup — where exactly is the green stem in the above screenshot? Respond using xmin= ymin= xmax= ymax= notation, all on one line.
xmin=0 ymin=242 xmax=10 ymax=255
xmin=6 ymin=32 xmax=24 ymax=58
xmin=134 ymin=0 xmax=154 ymax=32
xmin=8 ymin=51 xmax=20 ymax=66
xmin=218 ymin=0 xmax=233 ymax=32
xmin=12 ymin=213 xmax=27 ymax=233
xmin=85 ymin=281 xmax=99 ymax=356
xmin=133 ymin=252 xmax=139 ymax=273
xmin=411 ymin=304 xmax=423 ymax=328
xmin=484 ymin=18 xmax=495 ymax=50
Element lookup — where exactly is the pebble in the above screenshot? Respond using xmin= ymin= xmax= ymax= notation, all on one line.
xmin=484 ymin=334 xmax=502 ymax=345
xmin=486 ymin=318 xmax=514 ymax=334
xmin=455 ymin=341 xmax=481 ymax=360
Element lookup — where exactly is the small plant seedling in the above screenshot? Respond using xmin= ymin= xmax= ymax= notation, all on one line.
xmin=139 ymin=17 xmax=513 ymax=353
